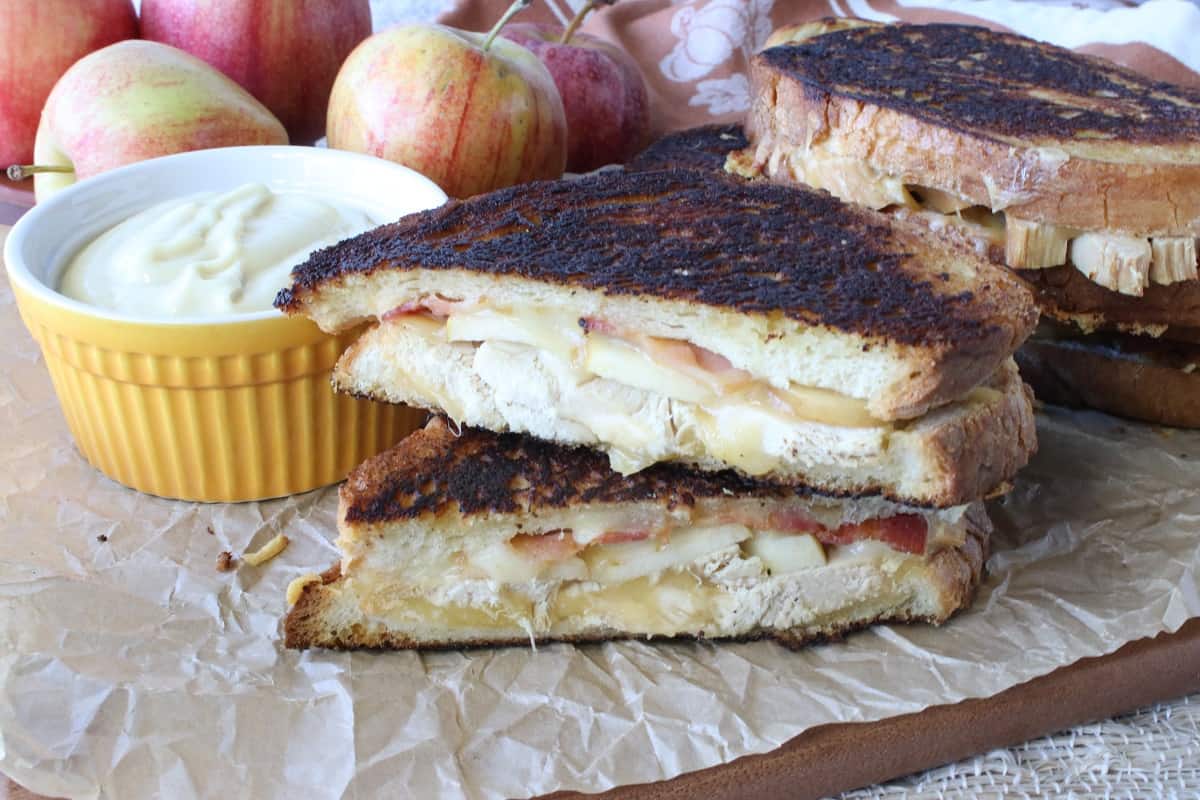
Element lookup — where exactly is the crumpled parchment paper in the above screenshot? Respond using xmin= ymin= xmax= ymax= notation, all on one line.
xmin=2 ymin=252 xmax=1198 ymax=799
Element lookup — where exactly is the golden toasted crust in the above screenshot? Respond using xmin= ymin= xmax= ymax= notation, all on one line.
xmin=748 ymin=22 xmax=1200 ymax=235
xmin=919 ymin=368 xmax=1038 ymax=506
xmin=1016 ymin=334 xmax=1200 ymax=427
xmin=283 ymin=518 xmax=989 ymax=651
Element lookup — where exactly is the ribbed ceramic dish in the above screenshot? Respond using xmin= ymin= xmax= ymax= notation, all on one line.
xmin=4 ymin=146 xmax=447 ymax=502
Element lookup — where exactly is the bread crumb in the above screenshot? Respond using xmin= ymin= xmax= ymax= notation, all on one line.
xmin=243 ymin=534 xmax=289 ymax=566
xmin=286 ymin=573 xmax=322 ymax=605
xmin=216 ymin=551 xmax=237 ymax=572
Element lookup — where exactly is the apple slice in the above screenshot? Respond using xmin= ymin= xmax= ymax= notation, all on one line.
xmin=584 ymin=524 xmax=751 ymax=584
xmin=743 ymin=532 xmax=827 ymax=575
xmin=444 ymin=307 xmax=583 ymax=363
xmin=584 ymin=334 xmax=714 ymax=404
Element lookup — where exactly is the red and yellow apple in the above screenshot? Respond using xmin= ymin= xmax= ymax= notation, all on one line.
xmin=326 ymin=1 xmax=566 ymax=198
xmin=32 ymin=40 xmax=288 ymax=200
xmin=501 ymin=22 xmax=650 ymax=172
xmin=0 ymin=0 xmax=138 ymax=168
xmin=140 ymin=0 xmax=372 ymax=145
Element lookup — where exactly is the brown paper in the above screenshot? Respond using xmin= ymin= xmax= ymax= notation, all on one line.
xmin=1 ymin=228 xmax=1199 ymax=798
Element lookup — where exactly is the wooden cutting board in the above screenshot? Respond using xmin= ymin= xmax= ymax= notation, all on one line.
xmin=4 ymin=620 xmax=1198 ymax=799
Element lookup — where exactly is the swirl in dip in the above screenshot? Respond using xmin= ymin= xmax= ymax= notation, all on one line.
xmin=59 ymin=183 xmax=377 ymax=317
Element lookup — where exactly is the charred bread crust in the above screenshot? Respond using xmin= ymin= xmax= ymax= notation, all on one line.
xmin=1019 ymin=266 xmax=1200 ymax=335
xmin=762 ymin=22 xmax=1200 ymax=147
xmin=748 ymin=23 xmax=1200 ymax=235
xmin=341 ymin=418 xmax=896 ymax=524
xmin=282 ymin=517 xmax=989 ymax=651
xmin=275 ymin=168 xmax=1033 ymax=357
xmin=627 ymin=124 xmax=749 ymax=173
xmin=1016 ymin=335 xmax=1200 ymax=428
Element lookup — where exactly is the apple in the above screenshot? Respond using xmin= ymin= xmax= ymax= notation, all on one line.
xmin=327 ymin=0 xmax=566 ymax=198
xmin=140 ymin=0 xmax=371 ymax=145
xmin=31 ymin=40 xmax=288 ymax=201
xmin=0 ymin=0 xmax=137 ymax=168
xmin=501 ymin=18 xmax=651 ymax=172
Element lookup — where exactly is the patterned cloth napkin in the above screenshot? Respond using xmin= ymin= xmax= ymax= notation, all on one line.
xmin=440 ymin=0 xmax=1200 ymax=136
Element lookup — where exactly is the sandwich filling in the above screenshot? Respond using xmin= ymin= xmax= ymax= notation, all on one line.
xmin=372 ymin=299 xmax=1005 ymax=477
xmin=727 ymin=142 xmax=1199 ymax=297
xmin=325 ymin=497 xmax=978 ymax=640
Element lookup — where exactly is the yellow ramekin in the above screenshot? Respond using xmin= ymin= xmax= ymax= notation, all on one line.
xmin=5 ymin=146 xmax=448 ymax=502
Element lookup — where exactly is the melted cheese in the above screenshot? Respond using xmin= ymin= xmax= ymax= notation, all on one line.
xmin=693 ymin=389 xmax=881 ymax=477
xmin=781 ymin=139 xmax=913 ymax=211
xmin=445 ymin=307 xmax=582 ymax=362
xmin=363 ymin=543 xmax=927 ymax=639
xmin=374 ymin=571 xmax=723 ymax=636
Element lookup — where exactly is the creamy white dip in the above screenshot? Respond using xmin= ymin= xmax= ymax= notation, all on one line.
xmin=59 ymin=182 xmax=376 ymax=317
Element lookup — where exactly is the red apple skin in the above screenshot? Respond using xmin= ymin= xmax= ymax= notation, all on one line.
xmin=0 ymin=0 xmax=137 ymax=167
xmin=501 ymin=23 xmax=651 ymax=172
xmin=327 ymin=25 xmax=567 ymax=198
xmin=140 ymin=0 xmax=371 ymax=145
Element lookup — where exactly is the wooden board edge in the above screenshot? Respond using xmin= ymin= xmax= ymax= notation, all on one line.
xmin=545 ymin=618 xmax=1200 ymax=800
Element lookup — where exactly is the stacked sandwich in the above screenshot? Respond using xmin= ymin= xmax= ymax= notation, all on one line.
xmin=731 ymin=20 xmax=1200 ymax=427
xmin=277 ymin=166 xmax=1038 ymax=650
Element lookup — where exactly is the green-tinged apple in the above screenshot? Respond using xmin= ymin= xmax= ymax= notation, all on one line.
xmin=501 ymin=2 xmax=650 ymax=172
xmin=327 ymin=0 xmax=566 ymax=198
xmin=30 ymin=41 xmax=288 ymax=201
xmin=0 ymin=0 xmax=138 ymax=168
xmin=140 ymin=0 xmax=371 ymax=144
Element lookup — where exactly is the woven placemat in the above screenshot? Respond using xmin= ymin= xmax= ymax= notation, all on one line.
xmin=842 ymin=693 xmax=1200 ymax=798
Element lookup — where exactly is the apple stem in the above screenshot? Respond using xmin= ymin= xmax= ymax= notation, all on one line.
xmin=482 ymin=0 xmax=533 ymax=52
xmin=7 ymin=164 xmax=74 ymax=181
xmin=560 ymin=0 xmax=600 ymax=45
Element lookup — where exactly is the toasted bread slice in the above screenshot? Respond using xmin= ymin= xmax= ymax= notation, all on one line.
xmin=1016 ymin=326 xmax=1200 ymax=428
xmin=284 ymin=420 xmax=989 ymax=650
xmin=745 ymin=21 xmax=1200 ymax=236
xmin=1018 ymin=266 xmax=1200 ymax=335
xmin=332 ymin=312 xmax=1035 ymax=506
xmin=627 ymin=124 xmax=748 ymax=173
xmin=277 ymin=168 xmax=1036 ymax=422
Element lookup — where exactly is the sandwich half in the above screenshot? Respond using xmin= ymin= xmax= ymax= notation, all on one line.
xmin=285 ymin=419 xmax=989 ymax=650
xmin=276 ymin=168 xmax=1037 ymax=506
xmin=735 ymin=20 xmax=1200 ymax=426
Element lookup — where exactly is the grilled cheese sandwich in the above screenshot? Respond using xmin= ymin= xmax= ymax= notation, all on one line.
xmin=285 ymin=420 xmax=989 ymax=650
xmin=736 ymin=19 xmax=1200 ymax=427
xmin=277 ymin=167 xmax=1039 ymax=505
